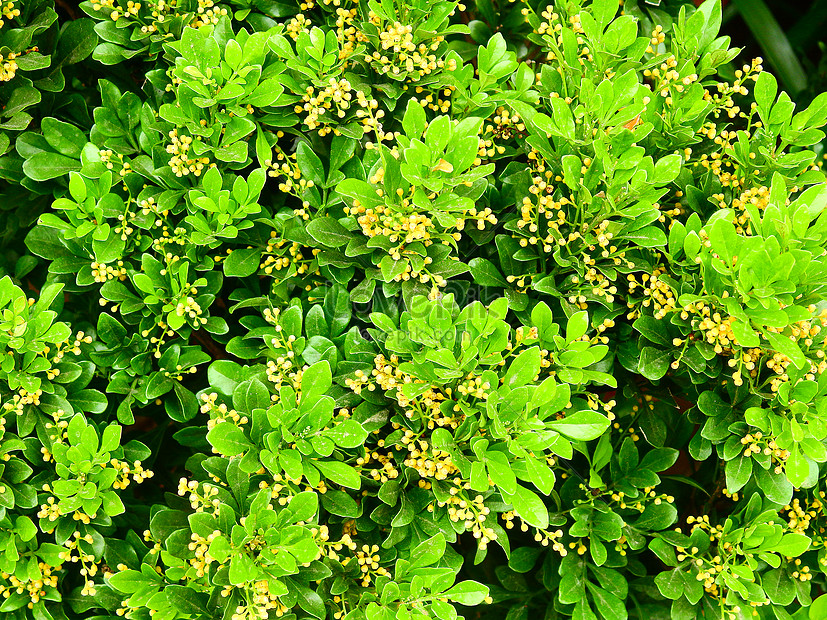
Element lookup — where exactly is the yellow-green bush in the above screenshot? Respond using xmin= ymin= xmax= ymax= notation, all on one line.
xmin=0 ymin=0 xmax=826 ymax=619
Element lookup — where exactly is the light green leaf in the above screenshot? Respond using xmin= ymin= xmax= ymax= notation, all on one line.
xmin=547 ymin=410 xmax=610 ymax=441
xmin=312 ymin=460 xmax=361 ymax=489
xmin=725 ymin=456 xmax=752 ymax=493
xmin=301 ymin=360 xmax=332 ymax=402
xmin=206 ymin=423 xmax=254 ymax=456
xmin=503 ymin=484 xmax=548 ymax=529
xmin=306 ymin=217 xmax=353 ymax=248
xmin=503 ymin=347 xmax=540 ymax=389
xmin=445 ymin=581 xmax=489 ymax=606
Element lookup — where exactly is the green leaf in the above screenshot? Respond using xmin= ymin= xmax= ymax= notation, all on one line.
xmin=215 ymin=141 xmax=249 ymax=163
xmin=245 ymin=78 xmax=285 ymax=107
xmin=730 ymin=318 xmax=760 ymax=348
xmin=754 ymin=70 xmax=778 ymax=117
xmin=504 ymin=484 xmax=548 ymax=529
xmin=695 ymin=0 xmax=723 ymax=51
xmin=811 ymin=595 xmax=827 ymax=620
xmin=306 ymin=305 xmax=328 ymax=338
xmin=762 ymin=330 xmax=806 ymax=369
xmin=566 ymin=311 xmax=589 ymax=341
xmin=402 ymin=98 xmax=427 ymax=138
xmin=503 ymin=347 xmax=540 ymax=389
xmin=206 ymin=423 xmax=254 ymax=456
xmin=762 ymin=568 xmax=795 ymax=606
xmin=325 ymin=419 xmax=367 ymax=449
xmin=638 ymin=347 xmax=671 ymax=380
xmin=233 ymin=378 xmax=271 ymax=413
xmin=586 ymin=583 xmax=627 ymax=620
xmin=697 ymin=391 xmax=730 ymax=417
xmin=424 ymin=115 xmax=452 ymax=153
xmin=573 ymin=600 xmax=598 ymax=620
xmin=470 ymin=460 xmax=488 ymax=492
xmin=732 ymin=0 xmax=807 ymax=95
xmin=285 ymin=491 xmax=319 ymax=522
xmin=108 ymin=569 xmax=160 ymax=593
xmin=229 ymin=552 xmax=256 ymax=584
xmin=468 ymin=258 xmax=507 ymax=287
xmin=294 ymin=583 xmax=326 ymax=619
xmin=725 ymin=456 xmax=752 ymax=493
xmin=42 ymin=117 xmax=87 ymax=158
xmin=655 ymin=569 xmax=684 ymax=600
xmin=149 ymin=509 xmax=189 ymax=540
xmin=771 ymin=533 xmax=811 ymax=558
xmin=653 ymin=154 xmax=682 ymax=185
xmin=754 ymin=466 xmax=793 ymax=505
xmin=224 ymin=38 xmax=242 ymax=68
xmin=508 ymin=547 xmax=543 ymax=573
xmin=530 ymin=376 xmax=558 ymax=410
xmin=410 ymin=533 xmax=446 ymax=569
xmin=22 ymin=152 xmax=80 ymax=181
xmin=208 ymin=360 xmax=243 ymax=395
xmin=14 ymin=516 xmax=37 ymax=542
xmin=336 ymin=178 xmax=383 ymax=209
xmin=633 ymin=503 xmax=677 ymax=531
xmin=350 ymin=277 xmax=376 ymax=304
xmin=306 ymin=217 xmax=353 ymax=247
xmin=525 ymin=456 xmax=555 ymax=495
xmin=166 ymin=585 xmax=210 ymax=615
xmin=14 ymin=53 xmax=51 ymax=72
xmin=547 ymin=410 xmax=610 ymax=441
xmin=69 ymin=389 xmax=108 ymax=414
xmin=329 ymin=135 xmax=356 ymax=172
xmin=166 ymin=383 xmax=198 ymax=423
xmin=312 ymin=460 xmax=360 ymax=489
xmin=380 ymin=255 xmax=408 ymax=283
xmin=56 ymin=18 xmax=98 ymax=66
xmin=321 ymin=488 xmax=360 ymax=517
xmin=632 ymin=316 xmax=670 ymax=347
xmin=445 ymin=581 xmax=489 ymax=606
xmin=785 ymin=444 xmax=810 ymax=488
xmin=301 ymin=360 xmax=332 ymax=402
xmin=592 ymin=0 xmax=618 ymax=29
xmin=623 ymin=226 xmax=667 ymax=247
xmin=92 ymin=233 xmax=125 ymax=264
xmin=297 ymin=142 xmax=325 ymax=188
xmin=224 ymin=249 xmax=262 ymax=277
xmin=550 ymin=100 xmax=575 ymax=140
xmin=486 ymin=450 xmax=517 ymax=494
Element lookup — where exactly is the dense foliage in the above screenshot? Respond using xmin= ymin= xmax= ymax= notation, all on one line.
xmin=0 ymin=0 xmax=826 ymax=619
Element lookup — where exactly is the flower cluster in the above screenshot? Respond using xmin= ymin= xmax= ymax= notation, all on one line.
xmin=91 ymin=260 xmax=128 ymax=283
xmin=166 ymin=129 xmax=212 ymax=177
xmin=436 ymin=488 xmax=497 ymax=549
xmin=0 ymin=563 xmax=59 ymax=610
xmin=365 ymin=20 xmax=455 ymax=81
xmin=177 ymin=477 xmax=222 ymax=513
xmin=200 ymin=392 xmax=248 ymax=429
xmin=740 ymin=432 xmax=790 ymax=474
xmin=342 ymin=544 xmax=391 ymax=587
xmin=0 ymin=51 xmax=18 ymax=81
xmin=0 ymin=1 xmax=19 ymax=28
xmin=477 ymin=107 xmax=526 ymax=160
xmin=296 ymin=78 xmax=368 ymax=136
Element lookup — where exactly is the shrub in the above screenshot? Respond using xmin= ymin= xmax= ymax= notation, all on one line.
xmin=0 ymin=0 xmax=826 ymax=619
